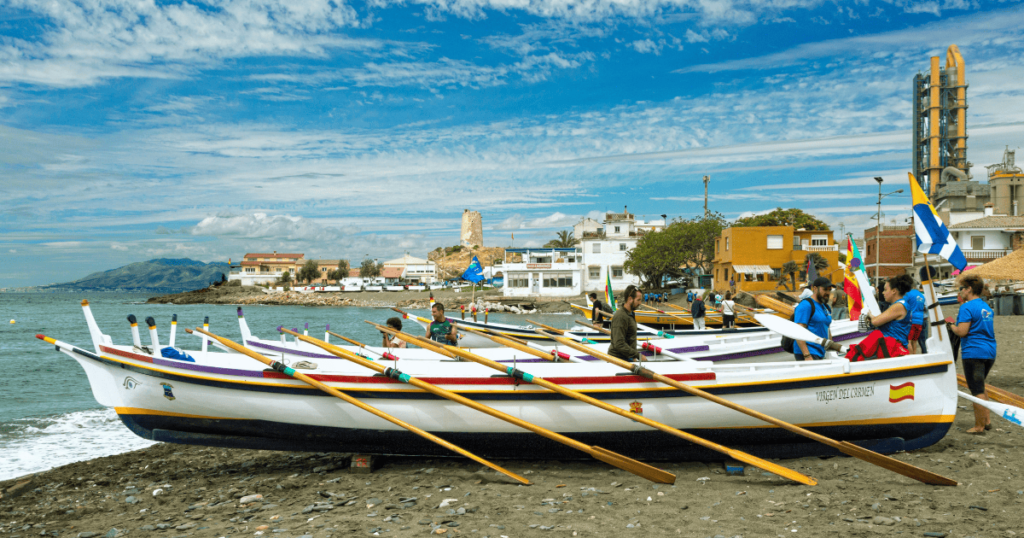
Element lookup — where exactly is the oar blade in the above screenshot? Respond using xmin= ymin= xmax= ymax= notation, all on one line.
xmin=588 ymin=446 xmax=675 ymax=484
xmin=837 ymin=442 xmax=957 ymax=486
xmin=725 ymin=450 xmax=817 ymax=486
xmin=754 ymin=313 xmax=821 ymax=342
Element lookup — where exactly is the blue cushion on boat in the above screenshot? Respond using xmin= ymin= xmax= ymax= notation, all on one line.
xmin=160 ymin=347 xmax=196 ymax=363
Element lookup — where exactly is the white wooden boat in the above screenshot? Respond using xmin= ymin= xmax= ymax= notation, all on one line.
xmin=37 ymin=301 xmax=957 ymax=461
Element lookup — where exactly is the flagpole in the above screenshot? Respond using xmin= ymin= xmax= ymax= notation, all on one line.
xmin=921 ymin=253 xmax=943 ymax=341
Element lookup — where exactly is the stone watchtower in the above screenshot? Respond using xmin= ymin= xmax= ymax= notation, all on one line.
xmin=461 ymin=210 xmax=483 ymax=248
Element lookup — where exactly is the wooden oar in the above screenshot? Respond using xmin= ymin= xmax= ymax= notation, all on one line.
xmin=368 ymin=323 xmax=675 ymax=484
xmin=538 ymin=328 xmax=958 ymax=486
xmin=958 ymin=392 xmax=1023 ymax=428
xmin=526 ymin=319 xmax=598 ymax=343
xmin=957 ymin=375 xmax=1024 ymax=408
xmin=372 ymin=323 xmax=815 ymax=486
xmin=636 ymin=306 xmax=695 ymax=326
xmin=324 ymin=331 xmax=401 ymax=361
xmin=754 ymin=314 xmax=845 ymax=353
xmin=457 ymin=326 xmax=559 ymax=362
xmin=186 ymin=327 xmax=529 ymax=485
xmin=475 ymin=328 xmax=587 ymax=364
xmin=279 ymin=328 xmax=667 ymax=481
xmin=576 ymin=319 xmax=611 ymax=336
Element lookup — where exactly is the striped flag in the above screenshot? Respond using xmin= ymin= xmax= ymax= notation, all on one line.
xmin=843 ymin=234 xmax=864 ymax=319
xmin=909 ymin=173 xmax=967 ymax=271
xmin=605 ymin=270 xmax=617 ymax=312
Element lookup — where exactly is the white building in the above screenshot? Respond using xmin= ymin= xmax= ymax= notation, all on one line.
xmin=383 ymin=254 xmax=437 ymax=284
xmin=501 ymin=248 xmax=582 ymax=297
xmin=949 ymin=214 xmax=1024 ymax=262
xmin=576 ymin=207 xmax=665 ymax=292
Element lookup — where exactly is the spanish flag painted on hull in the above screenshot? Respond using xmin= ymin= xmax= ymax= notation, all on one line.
xmin=889 ymin=382 xmax=916 ymax=403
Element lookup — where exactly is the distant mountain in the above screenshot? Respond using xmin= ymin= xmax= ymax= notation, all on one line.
xmin=39 ymin=258 xmax=230 ymax=292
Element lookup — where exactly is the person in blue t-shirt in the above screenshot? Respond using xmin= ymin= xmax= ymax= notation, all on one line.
xmin=687 ymin=290 xmax=694 ymax=304
xmin=866 ymin=274 xmax=914 ymax=347
xmin=903 ymin=286 xmax=926 ymax=354
xmin=793 ymin=277 xmax=834 ymax=361
xmin=947 ymin=274 xmax=997 ymax=434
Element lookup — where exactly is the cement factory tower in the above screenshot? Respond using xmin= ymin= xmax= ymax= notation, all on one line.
xmin=912 ymin=45 xmax=969 ymax=197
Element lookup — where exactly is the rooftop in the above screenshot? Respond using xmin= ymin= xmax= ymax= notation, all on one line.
xmin=949 ymin=216 xmax=1024 ymax=230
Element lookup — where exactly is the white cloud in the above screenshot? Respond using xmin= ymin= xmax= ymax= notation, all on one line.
xmin=0 ymin=0 xmax=378 ymax=87
xmin=376 ymin=0 xmax=812 ymax=23
xmin=629 ymin=39 xmax=661 ymax=54
xmin=677 ymin=6 xmax=1024 ymax=73
xmin=684 ymin=29 xmax=708 ymax=43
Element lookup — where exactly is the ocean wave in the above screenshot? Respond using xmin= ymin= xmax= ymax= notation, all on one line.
xmin=0 ymin=408 xmax=156 ymax=481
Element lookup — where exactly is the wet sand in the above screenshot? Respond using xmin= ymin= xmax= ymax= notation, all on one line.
xmin=3 ymin=308 xmax=1023 ymax=538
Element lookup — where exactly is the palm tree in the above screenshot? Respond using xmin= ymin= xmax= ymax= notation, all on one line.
xmin=777 ymin=261 xmax=798 ymax=291
xmin=805 ymin=252 xmax=829 ymax=273
xmin=544 ymin=230 xmax=579 ymax=248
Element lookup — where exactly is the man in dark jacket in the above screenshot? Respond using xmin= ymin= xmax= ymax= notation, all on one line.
xmin=589 ymin=292 xmax=611 ymax=329
xmin=609 ymin=285 xmax=642 ymax=361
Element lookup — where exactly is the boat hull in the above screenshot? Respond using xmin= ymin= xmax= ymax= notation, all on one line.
xmin=68 ymin=342 xmax=955 ymax=461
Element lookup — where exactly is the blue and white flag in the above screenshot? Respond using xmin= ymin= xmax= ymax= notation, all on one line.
xmin=909 ymin=173 xmax=967 ymax=271
xmin=461 ymin=256 xmax=485 ymax=283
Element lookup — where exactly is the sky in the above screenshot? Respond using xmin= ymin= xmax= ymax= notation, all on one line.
xmin=1 ymin=0 xmax=1023 ymax=287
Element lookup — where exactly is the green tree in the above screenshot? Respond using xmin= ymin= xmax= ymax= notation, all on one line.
xmin=777 ymin=261 xmax=798 ymax=291
xmin=733 ymin=208 xmax=830 ymax=231
xmin=328 ymin=260 xmax=350 ymax=282
xmin=543 ymin=230 xmax=579 ymax=248
xmin=298 ymin=259 xmax=320 ymax=283
xmin=623 ymin=213 xmax=726 ymax=287
xmin=359 ymin=259 xmax=382 ymax=279
xmin=278 ymin=270 xmax=292 ymax=284
xmin=676 ymin=213 xmax=726 ymax=274
xmin=624 ymin=227 xmax=683 ymax=287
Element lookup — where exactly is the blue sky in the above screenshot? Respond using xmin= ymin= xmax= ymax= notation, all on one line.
xmin=2 ymin=0 xmax=1024 ymax=287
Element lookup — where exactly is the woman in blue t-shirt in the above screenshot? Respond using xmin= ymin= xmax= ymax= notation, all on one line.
xmin=865 ymin=274 xmax=914 ymax=347
xmin=947 ymin=275 xmax=997 ymax=434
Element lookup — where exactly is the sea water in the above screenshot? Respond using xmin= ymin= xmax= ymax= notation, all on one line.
xmin=0 ymin=292 xmax=574 ymax=480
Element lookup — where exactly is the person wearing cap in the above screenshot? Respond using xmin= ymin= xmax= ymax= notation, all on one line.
xmin=798 ymin=284 xmax=813 ymax=301
xmin=793 ymin=277 xmax=835 ymax=361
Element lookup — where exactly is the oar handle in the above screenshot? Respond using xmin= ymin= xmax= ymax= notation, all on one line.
xmin=525 ymin=319 xmax=564 ymax=334
xmin=461 ymin=327 xmax=556 ymax=361
xmin=193 ymin=327 xmax=531 ymax=485
xmin=577 ymin=319 xmax=611 ymax=336
xmin=528 ymin=331 xmax=813 ymax=485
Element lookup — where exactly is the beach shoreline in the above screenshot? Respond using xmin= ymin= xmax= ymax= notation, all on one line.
xmin=145 ymin=286 xmax=583 ymax=314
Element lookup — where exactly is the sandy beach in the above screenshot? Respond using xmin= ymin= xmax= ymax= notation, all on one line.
xmin=3 ymin=305 xmax=1023 ymax=538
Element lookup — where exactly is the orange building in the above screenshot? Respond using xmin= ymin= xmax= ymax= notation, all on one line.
xmin=711 ymin=226 xmax=840 ymax=292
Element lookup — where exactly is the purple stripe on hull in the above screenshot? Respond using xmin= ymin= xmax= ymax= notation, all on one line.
xmin=248 ymin=340 xmax=339 ymax=359
xmin=152 ymin=358 xmax=265 ymax=378
xmin=693 ymin=330 xmax=866 ymax=362
xmin=248 ymin=339 xmax=588 ymax=363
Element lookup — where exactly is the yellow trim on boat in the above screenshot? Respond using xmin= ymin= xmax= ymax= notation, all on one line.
xmin=114 ymin=407 xmax=242 ymax=420
xmin=113 ymin=406 xmax=953 ymax=429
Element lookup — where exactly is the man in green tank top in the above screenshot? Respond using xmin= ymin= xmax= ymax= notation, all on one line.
xmin=427 ymin=302 xmax=458 ymax=345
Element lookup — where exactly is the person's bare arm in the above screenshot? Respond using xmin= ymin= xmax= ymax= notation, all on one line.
xmin=949 ymin=320 xmax=971 ymax=337
xmin=448 ymin=321 xmax=458 ymax=343
xmin=869 ymin=303 xmax=906 ymax=327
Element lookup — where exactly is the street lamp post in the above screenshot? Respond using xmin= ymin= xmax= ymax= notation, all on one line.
xmin=873 ymin=176 xmax=904 ymax=282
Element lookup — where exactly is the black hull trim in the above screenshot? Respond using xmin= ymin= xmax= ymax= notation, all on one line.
xmin=121 ymin=414 xmax=951 ymax=462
